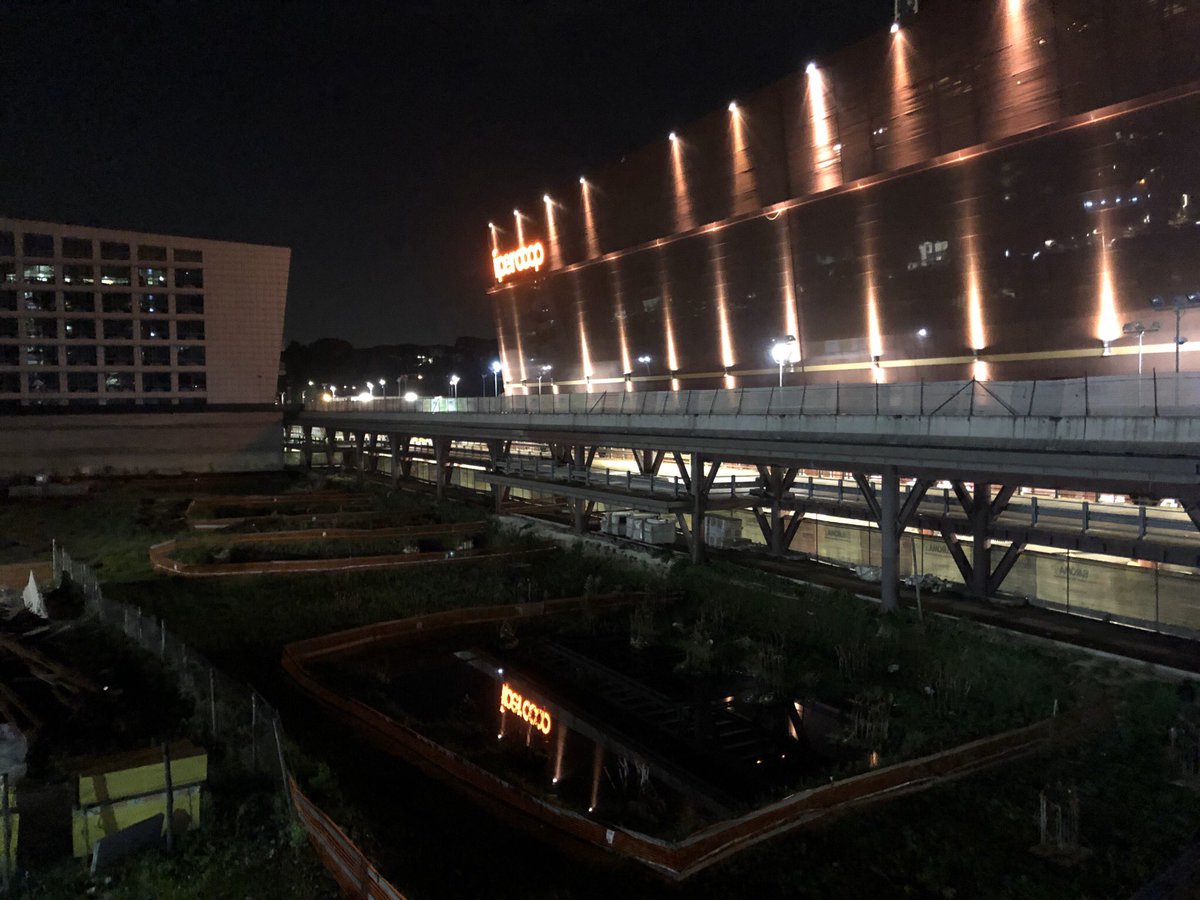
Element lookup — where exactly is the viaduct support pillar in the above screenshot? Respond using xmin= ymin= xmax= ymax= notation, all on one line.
xmin=691 ymin=453 xmax=707 ymax=564
xmin=301 ymin=426 xmax=313 ymax=470
xmin=573 ymin=444 xmax=586 ymax=534
xmin=353 ymin=432 xmax=365 ymax=473
xmin=971 ymin=482 xmax=992 ymax=599
xmin=879 ymin=466 xmax=900 ymax=612
xmin=433 ymin=438 xmax=451 ymax=502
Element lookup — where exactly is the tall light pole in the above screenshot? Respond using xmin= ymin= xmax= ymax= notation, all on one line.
xmin=365 ymin=380 xmax=374 ymax=397
xmin=1122 ymin=321 xmax=1160 ymax=375
xmin=449 ymin=374 xmax=460 ymax=399
xmin=1151 ymin=294 xmax=1200 ymax=373
xmin=490 ymin=360 xmax=503 ymax=396
xmin=538 ymin=364 xmax=552 ymax=395
xmin=378 ymin=376 xmax=387 ymax=398
xmin=637 ymin=354 xmax=652 ymax=377
xmin=770 ymin=336 xmax=799 ymax=387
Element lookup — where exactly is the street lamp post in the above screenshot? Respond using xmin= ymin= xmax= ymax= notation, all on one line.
xmin=449 ymin=374 xmax=460 ymax=399
xmin=365 ymin=380 xmax=374 ymax=397
xmin=490 ymin=360 xmax=503 ymax=396
xmin=538 ymin=364 xmax=552 ymax=395
xmin=378 ymin=376 xmax=387 ymax=398
xmin=1123 ymin=321 xmax=1161 ymax=375
xmin=637 ymin=354 xmax=652 ymax=377
xmin=1152 ymin=294 xmax=1200 ymax=373
xmin=770 ymin=336 xmax=799 ymax=388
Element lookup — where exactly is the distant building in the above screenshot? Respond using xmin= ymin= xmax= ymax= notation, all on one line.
xmin=0 ymin=217 xmax=289 ymax=476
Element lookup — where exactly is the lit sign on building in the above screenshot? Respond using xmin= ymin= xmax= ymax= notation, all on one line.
xmin=493 ymin=242 xmax=546 ymax=283
xmin=500 ymin=682 xmax=552 ymax=735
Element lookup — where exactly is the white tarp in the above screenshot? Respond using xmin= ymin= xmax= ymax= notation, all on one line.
xmin=22 ymin=570 xmax=46 ymax=618
xmin=0 ymin=722 xmax=28 ymax=781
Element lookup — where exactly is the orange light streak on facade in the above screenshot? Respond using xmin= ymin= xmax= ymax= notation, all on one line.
xmin=488 ymin=223 xmax=499 ymax=255
xmin=607 ymin=259 xmax=632 ymax=376
xmin=729 ymin=104 xmax=758 ymax=211
xmin=589 ymin=744 xmax=603 ymax=812
xmin=572 ymin=273 xmax=594 ymax=388
xmin=805 ymin=66 xmax=842 ymax=193
xmin=580 ymin=179 xmax=600 ymax=259
xmin=859 ymin=208 xmax=885 ymax=370
xmin=887 ymin=30 xmax=921 ymax=170
xmin=997 ymin=0 xmax=1046 ymax=138
xmin=513 ymin=209 xmax=524 ymax=247
xmin=670 ymin=136 xmax=696 ymax=232
xmin=507 ymin=294 xmax=528 ymax=387
xmin=543 ymin=195 xmax=562 ymax=270
xmin=709 ymin=236 xmax=736 ymax=372
xmin=776 ymin=221 xmax=800 ymax=344
xmin=552 ymin=726 xmax=567 ymax=783
xmin=1096 ymin=223 xmax=1121 ymax=344
xmin=656 ymin=251 xmax=680 ymax=374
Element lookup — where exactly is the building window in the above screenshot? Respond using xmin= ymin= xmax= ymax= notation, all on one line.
xmin=140 ymin=320 xmax=168 ymax=341
xmin=67 ymin=372 xmax=97 ymax=393
xmin=140 ymin=346 xmax=170 ymax=366
xmin=66 ymin=345 xmax=97 ymax=366
xmin=23 ymin=233 xmax=54 ymax=258
xmin=175 ymin=268 xmax=203 ymax=289
xmin=175 ymin=319 xmax=205 ymax=341
xmin=64 ymin=319 xmax=96 ymax=339
xmin=25 ymin=318 xmax=58 ymax=340
xmin=137 ymin=266 xmax=167 ymax=287
xmin=104 ymin=371 xmax=135 ymax=392
xmin=0 ymin=346 xmax=17 ymax=365
xmin=142 ymin=372 xmax=171 ymax=392
xmin=99 ymin=266 xmax=131 ymax=286
xmin=28 ymin=371 xmax=60 ymax=392
xmin=175 ymin=293 xmax=204 ymax=315
xmin=174 ymin=248 xmax=202 ymax=263
xmin=0 ymin=373 xmax=18 ymax=393
xmin=23 ymin=265 xmax=55 ymax=284
xmin=179 ymin=372 xmax=206 ymax=392
xmin=0 ymin=232 xmax=14 ymax=257
xmin=0 ymin=264 xmax=14 ymax=284
xmin=101 ymin=292 xmax=132 ymax=314
xmin=176 ymin=344 xmax=205 ymax=366
xmin=102 ymin=319 xmax=134 ymax=340
xmin=138 ymin=293 xmax=167 ymax=314
xmin=0 ymin=318 xmax=16 ymax=339
xmin=137 ymin=244 xmax=167 ymax=261
xmin=25 ymin=345 xmax=58 ymax=366
xmin=22 ymin=291 xmax=55 ymax=311
xmin=0 ymin=291 xmax=15 ymax=311
xmin=62 ymin=237 xmax=93 ymax=259
xmin=63 ymin=291 xmax=95 ymax=313
xmin=62 ymin=265 xmax=95 ymax=285
xmin=100 ymin=241 xmax=130 ymax=260
xmin=103 ymin=345 xmax=133 ymax=366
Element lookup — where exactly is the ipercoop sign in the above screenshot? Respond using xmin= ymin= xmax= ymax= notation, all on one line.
xmin=500 ymin=682 xmax=552 ymax=735
xmin=492 ymin=241 xmax=546 ymax=283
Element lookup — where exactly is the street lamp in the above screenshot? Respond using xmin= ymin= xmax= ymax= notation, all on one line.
xmin=365 ymin=380 xmax=374 ymax=397
xmin=449 ymin=374 xmax=460 ymax=399
xmin=403 ymin=391 xmax=418 ymax=403
xmin=538 ymin=364 xmax=552 ymax=395
xmin=637 ymin=354 xmax=652 ymax=377
xmin=770 ymin=336 xmax=799 ymax=387
xmin=490 ymin=359 xmax=503 ymax=396
xmin=378 ymin=376 xmax=386 ymax=398
xmin=1123 ymin=321 xmax=1161 ymax=375
xmin=1151 ymin=294 xmax=1200 ymax=373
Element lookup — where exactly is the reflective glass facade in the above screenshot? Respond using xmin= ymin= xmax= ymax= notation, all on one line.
xmin=490 ymin=0 xmax=1200 ymax=390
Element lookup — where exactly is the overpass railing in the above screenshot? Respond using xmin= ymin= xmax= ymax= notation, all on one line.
xmin=306 ymin=374 xmax=1200 ymax=419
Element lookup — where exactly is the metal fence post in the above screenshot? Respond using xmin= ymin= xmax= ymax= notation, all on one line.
xmin=209 ymin=668 xmax=217 ymax=734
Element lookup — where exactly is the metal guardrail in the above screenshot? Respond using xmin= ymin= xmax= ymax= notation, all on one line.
xmin=496 ymin=456 xmax=758 ymax=499
xmin=305 ymin=374 xmax=1200 ymax=419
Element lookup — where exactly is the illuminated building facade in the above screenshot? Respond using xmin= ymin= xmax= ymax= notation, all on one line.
xmin=0 ymin=217 xmax=290 ymax=475
xmin=489 ymin=0 xmax=1200 ymax=391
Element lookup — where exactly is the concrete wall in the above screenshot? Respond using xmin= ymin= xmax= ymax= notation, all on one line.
xmin=0 ymin=411 xmax=283 ymax=476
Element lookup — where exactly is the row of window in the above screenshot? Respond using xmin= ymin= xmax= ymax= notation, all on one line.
xmin=2 ymin=263 xmax=203 ymax=288
xmin=0 ymin=319 xmax=205 ymax=341
xmin=0 ymin=344 xmax=205 ymax=367
xmin=0 ymin=371 xmax=207 ymax=394
xmin=0 ymin=291 xmax=204 ymax=314
xmin=0 ymin=232 xmax=202 ymax=264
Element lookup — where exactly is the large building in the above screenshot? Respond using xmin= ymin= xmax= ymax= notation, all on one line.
xmin=0 ymin=218 xmax=289 ymax=475
xmin=489 ymin=0 xmax=1200 ymax=391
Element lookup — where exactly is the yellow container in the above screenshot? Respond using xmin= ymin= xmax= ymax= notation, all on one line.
xmin=76 ymin=742 xmax=207 ymax=806
xmin=72 ymin=785 xmax=201 ymax=858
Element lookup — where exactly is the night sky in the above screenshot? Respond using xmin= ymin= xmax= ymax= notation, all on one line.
xmin=0 ymin=0 xmax=887 ymax=347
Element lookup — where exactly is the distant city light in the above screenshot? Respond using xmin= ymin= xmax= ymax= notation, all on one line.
xmin=403 ymin=391 xmax=418 ymax=402
xmin=917 ymin=327 xmax=929 ymax=338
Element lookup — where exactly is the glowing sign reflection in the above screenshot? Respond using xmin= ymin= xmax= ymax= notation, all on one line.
xmin=493 ymin=242 xmax=546 ymax=283
xmin=500 ymin=682 xmax=552 ymax=735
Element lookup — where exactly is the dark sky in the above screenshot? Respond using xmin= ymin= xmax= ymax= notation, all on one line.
xmin=0 ymin=0 xmax=887 ymax=347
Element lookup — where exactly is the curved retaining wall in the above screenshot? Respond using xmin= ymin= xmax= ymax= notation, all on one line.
xmin=281 ymin=598 xmax=1055 ymax=880
xmin=149 ymin=523 xmax=550 ymax=577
